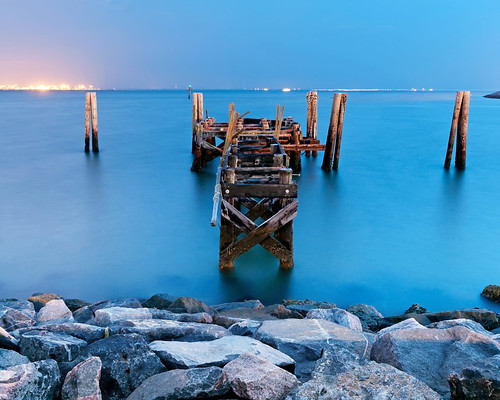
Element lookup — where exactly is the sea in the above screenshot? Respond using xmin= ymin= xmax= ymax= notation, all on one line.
xmin=1 ymin=89 xmax=499 ymax=316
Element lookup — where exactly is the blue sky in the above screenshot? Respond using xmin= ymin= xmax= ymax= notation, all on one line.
xmin=1 ymin=1 xmax=499 ymax=89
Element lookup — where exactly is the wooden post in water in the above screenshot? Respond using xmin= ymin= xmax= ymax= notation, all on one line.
xmin=444 ymin=91 xmax=464 ymax=169
xmin=84 ymin=93 xmax=91 ymax=153
xmin=277 ymin=168 xmax=294 ymax=270
xmin=85 ymin=92 xmax=98 ymax=153
xmin=219 ymin=168 xmax=236 ymax=270
xmin=90 ymin=92 xmax=99 ymax=153
xmin=322 ymin=93 xmax=342 ymax=171
xmin=333 ymin=93 xmax=347 ymax=170
xmin=455 ymin=91 xmax=470 ymax=170
xmin=306 ymin=91 xmax=318 ymax=156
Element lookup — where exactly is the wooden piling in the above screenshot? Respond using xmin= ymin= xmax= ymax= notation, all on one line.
xmin=306 ymin=91 xmax=318 ymax=156
xmin=444 ymin=91 xmax=464 ymax=169
xmin=277 ymin=168 xmax=294 ymax=270
xmin=219 ymin=168 xmax=236 ymax=270
xmin=90 ymin=92 xmax=99 ymax=153
xmin=455 ymin=91 xmax=470 ymax=170
xmin=333 ymin=93 xmax=347 ymax=171
xmin=322 ymin=93 xmax=342 ymax=171
xmin=84 ymin=93 xmax=91 ymax=153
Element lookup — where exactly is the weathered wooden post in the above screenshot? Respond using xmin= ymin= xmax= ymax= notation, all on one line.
xmin=277 ymin=168 xmax=294 ymax=270
xmin=306 ymin=91 xmax=318 ymax=156
xmin=455 ymin=91 xmax=470 ymax=170
xmin=220 ymin=168 xmax=236 ymax=270
xmin=90 ymin=92 xmax=99 ymax=153
xmin=444 ymin=91 xmax=464 ymax=169
xmin=84 ymin=93 xmax=91 ymax=153
xmin=322 ymin=93 xmax=342 ymax=171
xmin=85 ymin=92 xmax=98 ymax=153
xmin=333 ymin=93 xmax=347 ymax=170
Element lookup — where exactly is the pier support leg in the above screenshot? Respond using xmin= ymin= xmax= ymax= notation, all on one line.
xmin=277 ymin=169 xmax=293 ymax=270
xmin=84 ymin=93 xmax=91 ymax=153
xmin=444 ymin=91 xmax=464 ymax=169
xmin=455 ymin=91 xmax=470 ymax=170
xmin=322 ymin=93 xmax=342 ymax=171
xmin=333 ymin=93 xmax=347 ymax=171
xmin=90 ymin=92 xmax=99 ymax=153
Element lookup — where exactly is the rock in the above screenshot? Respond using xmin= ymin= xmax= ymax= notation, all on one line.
xmin=224 ymin=353 xmax=299 ymax=400
xmin=61 ymin=356 xmax=102 ymax=400
xmin=254 ymin=319 xmax=369 ymax=380
xmin=214 ymin=309 xmax=277 ymax=328
xmin=282 ymin=299 xmax=337 ymax=317
xmin=482 ymin=284 xmax=500 ymax=302
xmin=405 ymin=303 xmax=429 ymax=314
xmin=88 ymin=298 xmax=143 ymax=313
xmin=484 ymin=91 xmax=500 ymax=99
xmin=168 ymin=296 xmax=212 ymax=314
xmin=37 ymin=299 xmax=73 ymax=323
xmin=73 ymin=306 xmax=95 ymax=325
xmin=94 ymin=307 xmax=152 ymax=326
xmin=377 ymin=313 xmax=432 ymax=330
xmin=0 ymin=306 xmax=36 ymax=331
xmin=0 ymin=300 xmax=35 ymax=319
xmin=0 ymin=326 xmax=19 ymax=350
xmin=306 ymin=308 xmax=362 ymax=331
xmin=151 ymin=309 xmax=212 ymax=323
xmin=0 ymin=348 xmax=29 ymax=369
xmin=109 ymin=319 xmax=229 ymax=342
xmin=428 ymin=318 xmax=492 ymax=337
xmin=378 ymin=317 xmax=427 ymax=335
xmin=346 ymin=304 xmax=384 ymax=331
xmin=21 ymin=323 xmax=106 ymax=343
xmin=150 ymin=335 xmax=295 ymax=370
xmin=211 ymin=300 xmax=264 ymax=313
xmin=264 ymin=304 xmax=304 ymax=319
xmin=127 ymin=366 xmax=229 ymax=400
xmin=449 ymin=355 xmax=500 ymax=399
xmin=0 ymin=359 xmax=60 ymax=400
xmin=19 ymin=331 xmax=87 ymax=362
xmin=141 ymin=293 xmax=177 ymax=309
xmin=371 ymin=325 xmax=500 ymax=396
xmin=28 ymin=293 xmax=61 ymax=312
xmin=63 ymin=299 xmax=90 ymax=312
xmin=229 ymin=320 xmax=262 ymax=337
xmin=82 ymin=334 xmax=165 ymax=400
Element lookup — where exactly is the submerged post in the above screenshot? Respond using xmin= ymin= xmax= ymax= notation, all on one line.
xmin=306 ymin=91 xmax=318 ymax=156
xmin=444 ymin=91 xmax=464 ymax=169
xmin=85 ymin=92 xmax=98 ymax=153
xmin=455 ymin=91 xmax=470 ymax=170
xmin=322 ymin=93 xmax=342 ymax=171
xmin=90 ymin=92 xmax=99 ymax=153
xmin=333 ymin=93 xmax=347 ymax=170
xmin=84 ymin=93 xmax=91 ymax=153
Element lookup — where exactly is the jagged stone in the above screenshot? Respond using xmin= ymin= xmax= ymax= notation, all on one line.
xmin=0 ymin=326 xmax=19 ymax=350
xmin=264 ymin=304 xmax=304 ymax=319
xmin=19 ymin=331 xmax=87 ymax=362
xmin=150 ymin=335 xmax=295 ymax=370
xmin=127 ymin=366 xmax=229 ymax=400
xmin=449 ymin=355 xmax=500 ymax=399
xmin=168 ymin=296 xmax=212 ymax=314
xmin=21 ymin=322 xmax=105 ymax=343
xmin=346 ymin=304 xmax=384 ymax=332
xmin=61 ymin=356 xmax=102 ymax=400
xmin=482 ymin=285 xmax=500 ymax=302
xmin=141 ymin=293 xmax=177 ymax=310
xmin=0 ymin=300 xmax=35 ymax=319
xmin=211 ymin=300 xmax=264 ymax=313
xmin=405 ymin=303 xmax=429 ymax=314
xmin=73 ymin=306 xmax=95 ymax=325
xmin=0 ymin=348 xmax=29 ymax=369
xmin=282 ymin=299 xmax=337 ymax=317
xmin=377 ymin=317 xmax=427 ymax=335
xmin=224 ymin=353 xmax=299 ymax=400
xmin=63 ymin=299 xmax=90 ymax=312
xmin=151 ymin=309 xmax=212 ymax=323
xmin=0 ymin=306 xmax=36 ymax=331
xmin=28 ymin=293 xmax=61 ymax=312
xmin=228 ymin=320 xmax=262 ymax=337
xmin=214 ymin=309 xmax=277 ymax=329
xmin=88 ymin=298 xmax=143 ymax=313
xmin=306 ymin=308 xmax=362 ymax=331
xmin=37 ymin=299 xmax=73 ymax=323
xmin=94 ymin=307 xmax=152 ymax=326
xmin=428 ymin=318 xmax=492 ymax=337
xmin=0 ymin=359 xmax=60 ymax=400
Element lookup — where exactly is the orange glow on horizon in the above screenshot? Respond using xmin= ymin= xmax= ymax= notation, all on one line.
xmin=0 ymin=83 xmax=96 ymax=91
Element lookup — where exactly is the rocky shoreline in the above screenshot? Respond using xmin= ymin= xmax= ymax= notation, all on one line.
xmin=1 ymin=291 xmax=499 ymax=400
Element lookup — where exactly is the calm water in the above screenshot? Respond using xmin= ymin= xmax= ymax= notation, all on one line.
xmin=1 ymin=89 xmax=500 ymax=316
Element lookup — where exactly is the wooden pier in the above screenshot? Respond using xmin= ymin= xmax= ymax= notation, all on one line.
xmin=191 ymin=92 xmax=347 ymax=270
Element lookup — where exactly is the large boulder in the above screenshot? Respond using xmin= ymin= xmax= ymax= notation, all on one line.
xmin=37 ymin=299 xmax=73 ymax=323
xmin=109 ymin=319 xmax=229 ymax=342
xmin=482 ymin=284 xmax=500 ymax=302
xmin=168 ymin=297 xmax=212 ymax=314
xmin=254 ymin=319 xmax=369 ymax=380
xmin=213 ymin=308 xmax=277 ymax=329
xmin=0 ymin=326 xmax=19 ymax=350
xmin=19 ymin=331 xmax=87 ymax=362
xmin=0 ymin=306 xmax=36 ymax=331
xmin=21 ymin=322 xmax=106 ymax=343
xmin=224 ymin=353 xmax=299 ymax=400
xmin=151 ymin=309 xmax=212 ymax=324
xmin=306 ymin=308 xmax=362 ymax=331
xmin=150 ymin=335 xmax=295 ymax=370
xmin=0 ymin=348 xmax=29 ymax=369
xmin=377 ymin=318 xmax=427 ymax=335
xmin=282 ymin=299 xmax=337 ymax=317
xmin=88 ymin=298 xmax=143 ymax=313
xmin=263 ymin=305 xmax=304 ymax=319
xmin=73 ymin=306 xmax=95 ymax=325
xmin=63 ymin=298 xmax=90 ymax=312
xmin=428 ymin=318 xmax=492 ymax=337
xmin=28 ymin=293 xmax=61 ymax=312
xmin=371 ymin=325 xmax=500 ymax=396
xmin=449 ymin=355 xmax=500 ymax=399
xmin=81 ymin=334 xmax=165 ymax=400
xmin=228 ymin=320 xmax=262 ymax=337
xmin=141 ymin=293 xmax=177 ymax=310
xmin=346 ymin=304 xmax=383 ymax=332
xmin=93 ymin=307 xmax=212 ymax=326
xmin=405 ymin=303 xmax=429 ymax=314
xmin=0 ymin=300 xmax=35 ymax=319
xmin=127 ymin=367 xmax=229 ymax=400
xmin=61 ymin=356 xmax=102 ymax=400
xmin=211 ymin=300 xmax=264 ymax=313
xmin=0 ymin=359 xmax=60 ymax=400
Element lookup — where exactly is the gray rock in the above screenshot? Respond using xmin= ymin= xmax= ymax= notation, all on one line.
xmin=19 ymin=331 xmax=87 ymax=362
xmin=0 ymin=326 xmax=19 ymax=350
xmin=484 ymin=91 xmax=500 ymax=99
xmin=73 ymin=306 xmax=95 ymax=325
xmin=0 ymin=300 xmax=35 ymax=319
xmin=150 ymin=335 xmax=295 ymax=370
xmin=63 ymin=299 xmax=90 ymax=312
xmin=37 ymin=300 xmax=73 ymax=323
xmin=127 ymin=366 xmax=229 ymax=400
xmin=89 ymin=298 xmax=143 ymax=313
xmin=151 ymin=309 xmax=212 ymax=323
xmin=28 ymin=293 xmax=61 ymax=312
xmin=264 ymin=304 xmax=304 ymax=319
xmin=449 ymin=355 xmax=500 ymax=399
xmin=377 ymin=317 xmax=427 ymax=335
xmin=109 ymin=319 xmax=230 ymax=342
xmin=82 ymin=334 xmax=165 ymax=400
xmin=94 ymin=307 xmax=152 ymax=326
xmin=141 ymin=293 xmax=177 ymax=309
xmin=346 ymin=304 xmax=384 ymax=332
xmin=21 ymin=323 xmax=105 ymax=343
xmin=229 ymin=320 xmax=262 ymax=337
xmin=371 ymin=325 xmax=500 ymax=396
xmin=254 ymin=319 xmax=369 ymax=381
xmin=306 ymin=308 xmax=362 ymax=331
xmin=211 ymin=300 xmax=264 ymax=313
xmin=0 ymin=348 xmax=29 ymax=369
xmin=224 ymin=353 xmax=299 ymax=400
xmin=168 ymin=296 xmax=212 ymax=314
xmin=282 ymin=299 xmax=337 ymax=317
xmin=61 ymin=356 xmax=102 ymax=400
xmin=214 ymin=309 xmax=277 ymax=328
xmin=405 ymin=303 xmax=429 ymax=314
xmin=0 ymin=306 xmax=36 ymax=331
xmin=0 ymin=359 xmax=60 ymax=400
xmin=377 ymin=313 xmax=432 ymax=330
xmin=428 ymin=318 xmax=492 ymax=337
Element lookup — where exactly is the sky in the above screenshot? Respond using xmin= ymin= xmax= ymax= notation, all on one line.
xmin=1 ymin=0 xmax=499 ymax=90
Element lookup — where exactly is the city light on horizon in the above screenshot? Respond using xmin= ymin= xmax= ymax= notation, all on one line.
xmin=0 ymin=83 xmax=95 ymax=91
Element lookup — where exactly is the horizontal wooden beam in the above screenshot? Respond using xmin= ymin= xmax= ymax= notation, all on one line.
xmin=222 ymin=183 xmax=297 ymax=198
xmin=282 ymin=144 xmax=326 ymax=151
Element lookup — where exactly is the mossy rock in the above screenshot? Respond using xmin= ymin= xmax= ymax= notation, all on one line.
xmin=482 ymin=285 xmax=500 ymax=302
